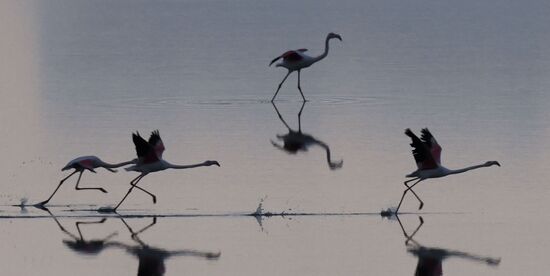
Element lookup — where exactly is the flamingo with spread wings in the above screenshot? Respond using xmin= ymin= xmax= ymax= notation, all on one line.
xmin=395 ymin=128 xmax=500 ymax=214
xmin=108 ymin=130 xmax=220 ymax=212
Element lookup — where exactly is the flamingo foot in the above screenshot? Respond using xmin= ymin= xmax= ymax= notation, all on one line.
xmin=419 ymin=202 xmax=424 ymax=210
xmin=34 ymin=202 xmax=49 ymax=211
xmin=152 ymin=196 xmax=157 ymax=204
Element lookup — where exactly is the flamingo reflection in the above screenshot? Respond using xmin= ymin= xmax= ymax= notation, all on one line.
xmin=112 ymin=217 xmax=220 ymax=276
xmin=271 ymin=102 xmax=343 ymax=170
xmin=396 ymin=216 xmax=500 ymax=276
xmin=44 ymin=208 xmax=117 ymax=256
xmin=44 ymin=210 xmax=220 ymax=276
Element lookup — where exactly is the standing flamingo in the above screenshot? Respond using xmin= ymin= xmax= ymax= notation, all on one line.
xmin=108 ymin=130 xmax=220 ymax=212
xmin=395 ymin=128 xmax=500 ymax=214
xmin=37 ymin=156 xmax=136 ymax=206
xmin=269 ymin=32 xmax=342 ymax=102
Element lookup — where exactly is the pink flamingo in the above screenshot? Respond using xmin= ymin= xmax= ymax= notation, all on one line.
xmin=395 ymin=128 xmax=500 ymax=213
xmin=270 ymin=32 xmax=342 ymax=102
xmin=38 ymin=156 xmax=136 ymax=206
xmin=109 ymin=130 xmax=220 ymax=212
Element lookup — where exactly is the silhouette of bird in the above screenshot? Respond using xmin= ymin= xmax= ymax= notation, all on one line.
xmin=270 ymin=32 xmax=342 ymax=102
xmin=109 ymin=130 xmax=220 ymax=212
xmin=395 ymin=128 xmax=500 ymax=213
xmin=396 ymin=216 xmax=500 ymax=276
xmin=111 ymin=217 xmax=220 ymax=276
xmin=37 ymin=156 xmax=136 ymax=206
xmin=270 ymin=102 xmax=343 ymax=170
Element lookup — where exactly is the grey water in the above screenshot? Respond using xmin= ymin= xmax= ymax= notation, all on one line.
xmin=1 ymin=0 xmax=550 ymax=274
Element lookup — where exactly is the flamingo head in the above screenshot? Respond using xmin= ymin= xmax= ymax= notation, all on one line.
xmin=485 ymin=161 xmax=501 ymax=167
xmin=328 ymin=32 xmax=342 ymax=41
xmin=205 ymin=160 xmax=220 ymax=167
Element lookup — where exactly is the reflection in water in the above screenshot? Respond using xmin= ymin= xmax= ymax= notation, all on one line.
xmin=44 ymin=210 xmax=220 ymax=275
xmin=45 ymin=209 xmax=117 ymax=256
xmin=396 ymin=216 xmax=500 ymax=276
xmin=113 ymin=217 xmax=221 ymax=276
xmin=271 ymin=102 xmax=343 ymax=170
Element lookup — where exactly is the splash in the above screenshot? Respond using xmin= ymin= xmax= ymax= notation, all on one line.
xmin=380 ymin=207 xmax=397 ymax=218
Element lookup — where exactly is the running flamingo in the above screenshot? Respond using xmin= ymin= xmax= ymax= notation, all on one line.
xmin=395 ymin=128 xmax=500 ymax=213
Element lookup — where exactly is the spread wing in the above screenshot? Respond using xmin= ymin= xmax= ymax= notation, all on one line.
xmin=148 ymin=130 xmax=165 ymax=159
xmin=132 ymin=132 xmax=158 ymax=163
xmin=420 ymin=128 xmax=442 ymax=165
xmin=405 ymin=129 xmax=438 ymax=170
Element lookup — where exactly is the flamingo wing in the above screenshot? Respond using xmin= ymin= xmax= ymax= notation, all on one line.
xmin=281 ymin=50 xmax=303 ymax=62
xmin=148 ymin=130 xmax=165 ymax=159
xmin=132 ymin=132 xmax=158 ymax=163
xmin=420 ymin=128 xmax=442 ymax=165
xmin=269 ymin=50 xmax=304 ymax=66
xmin=79 ymin=159 xmax=94 ymax=169
xmin=405 ymin=129 xmax=438 ymax=170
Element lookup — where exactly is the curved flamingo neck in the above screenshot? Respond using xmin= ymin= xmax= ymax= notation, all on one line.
xmin=312 ymin=35 xmax=332 ymax=64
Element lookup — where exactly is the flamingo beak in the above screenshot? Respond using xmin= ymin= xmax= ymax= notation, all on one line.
xmin=337 ymin=35 xmax=342 ymax=41
xmin=495 ymin=161 xmax=501 ymax=167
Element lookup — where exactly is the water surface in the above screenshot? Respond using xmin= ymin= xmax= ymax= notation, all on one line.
xmin=1 ymin=0 xmax=550 ymax=274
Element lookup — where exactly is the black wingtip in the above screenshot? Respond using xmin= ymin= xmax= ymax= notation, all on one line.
xmin=404 ymin=128 xmax=414 ymax=137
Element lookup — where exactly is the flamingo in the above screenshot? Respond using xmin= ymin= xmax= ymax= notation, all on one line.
xmin=395 ymin=128 xmax=500 ymax=214
xmin=269 ymin=32 xmax=342 ymax=102
xmin=37 ymin=156 xmax=136 ymax=206
xmin=109 ymin=130 xmax=220 ymax=212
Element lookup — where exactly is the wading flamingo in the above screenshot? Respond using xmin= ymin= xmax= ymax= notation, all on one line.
xmin=37 ymin=156 xmax=136 ymax=206
xmin=395 ymin=128 xmax=500 ymax=214
xmin=108 ymin=130 xmax=220 ymax=212
xmin=270 ymin=32 xmax=342 ymax=102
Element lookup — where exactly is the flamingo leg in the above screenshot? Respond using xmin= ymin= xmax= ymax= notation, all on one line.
xmin=130 ymin=175 xmax=156 ymax=203
xmin=38 ymin=170 xmax=79 ymax=206
xmin=404 ymin=178 xmax=424 ymax=210
xmin=395 ymin=179 xmax=423 ymax=214
xmin=43 ymin=207 xmax=80 ymax=240
xmin=271 ymin=71 xmax=292 ymax=102
xmin=113 ymin=173 xmax=150 ymax=211
xmin=298 ymin=100 xmax=305 ymax=132
xmin=396 ymin=215 xmax=423 ymax=246
xmin=75 ymin=171 xmax=107 ymax=193
xmin=297 ymin=70 xmax=306 ymax=102
xmin=76 ymin=219 xmax=107 ymax=240
xmin=272 ymin=102 xmax=291 ymax=130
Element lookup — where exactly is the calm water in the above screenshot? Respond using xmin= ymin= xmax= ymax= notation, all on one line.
xmin=1 ymin=0 xmax=550 ymax=274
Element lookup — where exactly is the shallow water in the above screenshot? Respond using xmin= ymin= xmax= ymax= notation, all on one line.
xmin=2 ymin=0 xmax=550 ymax=274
